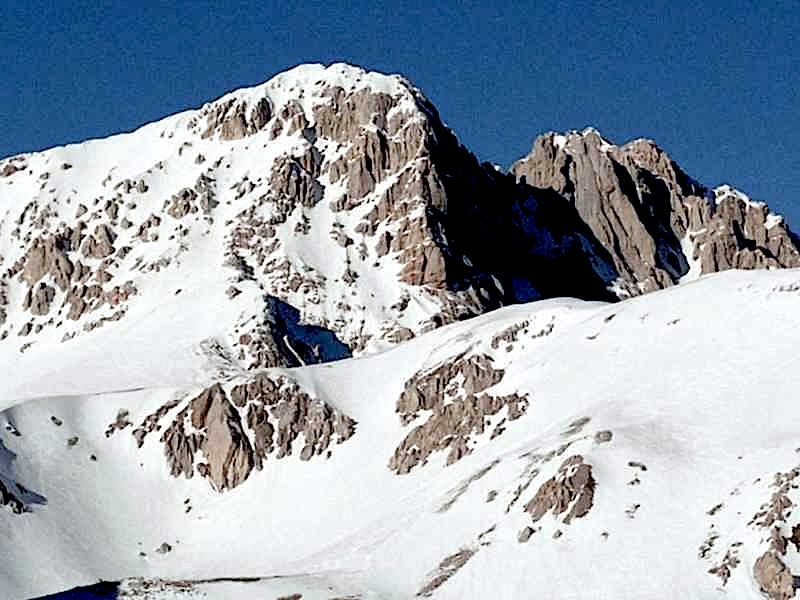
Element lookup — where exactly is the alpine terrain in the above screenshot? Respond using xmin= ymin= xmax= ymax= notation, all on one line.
xmin=1 ymin=63 xmax=800 ymax=600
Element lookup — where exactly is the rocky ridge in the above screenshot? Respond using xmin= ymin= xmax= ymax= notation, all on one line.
xmin=512 ymin=129 xmax=800 ymax=296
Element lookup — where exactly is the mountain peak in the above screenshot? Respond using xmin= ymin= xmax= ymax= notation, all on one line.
xmin=182 ymin=62 xmax=426 ymax=145
xmin=2 ymin=65 xmax=798 ymax=372
xmin=223 ymin=62 xmax=414 ymax=101
xmin=539 ymin=127 xmax=616 ymax=153
xmin=512 ymin=129 xmax=800 ymax=296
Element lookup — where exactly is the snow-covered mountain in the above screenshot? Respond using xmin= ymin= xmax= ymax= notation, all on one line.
xmin=1 ymin=63 xmax=800 ymax=600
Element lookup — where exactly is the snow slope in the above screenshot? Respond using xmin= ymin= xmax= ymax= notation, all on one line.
xmin=3 ymin=62 xmax=800 ymax=600
xmin=3 ymin=268 xmax=800 ymax=599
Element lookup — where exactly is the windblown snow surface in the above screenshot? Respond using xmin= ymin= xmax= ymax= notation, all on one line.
xmin=2 ymin=269 xmax=800 ymax=599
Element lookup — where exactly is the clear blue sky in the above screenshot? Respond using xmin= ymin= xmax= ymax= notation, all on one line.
xmin=2 ymin=1 xmax=798 ymax=222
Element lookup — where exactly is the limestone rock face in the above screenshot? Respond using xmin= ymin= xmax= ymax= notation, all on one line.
xmin=524 ymin=455 xmax=595 ymax=524
xmin=191 ymin=384 xmax=254 ymax=491
xmin=157 ymin=373 xmax=356 ymax=491
xmin=269 ymin=149 xmax=324 ymax=210
xmin=385 ymin=104 xmax=621 ymax=304
xmin=512 ymin=130 xmax=800 ymax=297
xmin=24 ymin=283 xmax=55 ymax=316
xmin=513 ymin=131 xmax=696 ymax=295
xmin=691 ymin=186 xmax=800 ymax=274
xmin=167 ymin=188 xmax=197 ymax=219
xmin=754 ymin=551 xmax=795 ymax=600
xmin=742 ymin=467 xmax=800 ymax=599
xmin=202 ymin=97 xmax=273 ymax=141
xmin=390 ymin=353 xmax=528 ymax=474
xmin=82 ymin=224 xmax=116 ymax=260
xmin=7 ymin=221 xmax=140 ymax=334
xmin=20 ymin=235 xmax=75 ymax=291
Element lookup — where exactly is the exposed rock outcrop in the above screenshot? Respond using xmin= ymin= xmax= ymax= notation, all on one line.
xmin=746 ymin=467 xmax=800 ymax=598
xmin=191 ymin=384 xmax=253 ymax=490
xmin=0 ymin=158 xmax=26 ymax=178
xmin=524 ymin=455 xmax=595 ymax=524
xmin=512 ymin=130 xmax=800 ymax=297
xmin=754 ymin=551 xmax=796 ymax=600
xmin=269 ymin=148 xmax=323 ymax=210
xmin=201 ymin=96 xmax=273 ymax=141
xmin=167 ymin=188 xmax=198 ymax=219
xmin=691 ymin=186 xmax=800 ymax=273
xmin=23 ymin=282 xmax=56 ymax=315
xmin=390 ymin=353 xmax=528 ymax=474
xmin=159 ymin=374 xmax=356 ymax=491
xmin=417 ymin=546 xmax=476 ymax=597
xmin=82 ymin=224 xmax=116 ymax=259
xmin=19 ymin=235 xmax=75 ymax=291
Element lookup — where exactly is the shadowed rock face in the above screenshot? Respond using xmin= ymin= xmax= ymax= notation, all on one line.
xmin=0 ymin=478 xmax=26 ymax=514
xmin=266 ymin=296 xmax=352 ymax=366
xmin=405 ymin=102 xmax=620 ymax=304
xmin=159 ymin=374 xmax=356 ymax=491
xmin=512 ymin=131 xmax=693 ymax=294
xmin=32 ymin=581 xmax=120 ymax=599
xmin=512 ymin=130 xmax=800 ymax=297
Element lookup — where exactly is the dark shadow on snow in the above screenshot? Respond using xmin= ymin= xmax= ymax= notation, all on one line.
xmin=30 ymin=581 xmax=119 ymax=599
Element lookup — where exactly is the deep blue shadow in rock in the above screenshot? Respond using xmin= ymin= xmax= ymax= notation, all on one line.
xmin=0 ymin=435 xmax=47 ymax=513
xmin=31 ymin=581 xmax=119 ymax=599
xmin=267 ymin=296 xmax=352 ymax=365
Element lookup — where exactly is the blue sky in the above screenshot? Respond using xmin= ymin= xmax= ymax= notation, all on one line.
xmin=2 ymin=1 xmax=797 ymax=221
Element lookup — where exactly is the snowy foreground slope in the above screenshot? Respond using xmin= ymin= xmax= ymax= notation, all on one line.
xmin=2 ymin=269 xmax=800 ymax=599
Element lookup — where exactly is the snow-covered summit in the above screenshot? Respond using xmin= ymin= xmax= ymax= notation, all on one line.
xmin=0 ymin=64 xmax=646 ymax=375
xmin=0 ymin=62 xmax=499 ymax=373
xmin=542 ymin=127 xmax=616 ymax=152
xmin=714 ymin=183 xmax=766 ymax=208
xmin=209 ymin=62 xmax=420 ymax=111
